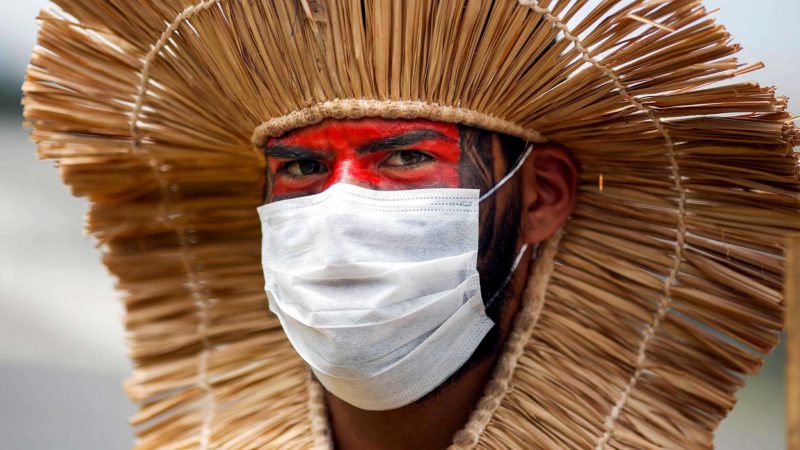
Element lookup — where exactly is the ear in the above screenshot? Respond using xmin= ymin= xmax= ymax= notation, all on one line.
xmin=519 ymin=144 xmax=577 ymax=244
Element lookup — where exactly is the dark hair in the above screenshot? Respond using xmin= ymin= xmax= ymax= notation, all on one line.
xmin=456 ymin=125 xmax=528 ymax=192
xmin=451 ymin=126 xmax=530 ymax=371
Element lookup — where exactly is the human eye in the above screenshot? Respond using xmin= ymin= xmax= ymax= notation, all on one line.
xmin=277 ymin=159 xmax=327 ymax=177
xmin=382 ymin=150 xmax=433 ymax=168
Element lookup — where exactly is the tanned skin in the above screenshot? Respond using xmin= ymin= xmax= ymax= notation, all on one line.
xmin=264 ymin=118 xmax=577 ymax=450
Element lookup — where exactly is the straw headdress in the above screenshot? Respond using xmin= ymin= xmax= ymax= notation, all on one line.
xmin=23 ymin=0 xmax=799 ymax=448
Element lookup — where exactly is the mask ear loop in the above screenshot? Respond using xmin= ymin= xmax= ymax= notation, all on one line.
xmin=480 ymin=143 xmax=536 ymax=309
xmin=478 ymin=143 xmax=535 ymax=203
xmin=485 ymin=243 xmax=530 ymax=309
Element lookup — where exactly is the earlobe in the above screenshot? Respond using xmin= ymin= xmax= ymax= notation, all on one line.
xmin=519 ymin=144 xmax=577 ymax=244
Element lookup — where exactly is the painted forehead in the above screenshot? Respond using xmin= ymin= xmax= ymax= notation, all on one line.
xmin=269 ymin=118 xmax=461 ymax=149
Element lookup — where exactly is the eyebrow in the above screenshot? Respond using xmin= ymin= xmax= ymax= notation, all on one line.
xmin=357 ymin=129 xmax=456 ymax=154
xmin=264 ymin=145 xmax=330 ymax=160
xmin=263 ymin=129 xmax=456 ymax=160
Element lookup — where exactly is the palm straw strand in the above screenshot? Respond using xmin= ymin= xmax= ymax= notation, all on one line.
xmin=517 ymin=2 xmax=689 ymax=448
xmin=130 ymin=1 xmax=226 ymax=448
xmin=130 ymin=0 xmax=225 ymax=155
xmin=307 ymin=377 xmax=333 ymax=449
xmin=450 ymin=229 xmax=564 ymax=448
xmin=788 ymin=236 xmax=800 ymax=450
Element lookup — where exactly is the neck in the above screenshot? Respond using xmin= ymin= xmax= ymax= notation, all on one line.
xmin=324 ymin=255 xmax=530 ymax=450
xmin=325 ymin=351 xmax=496 ymax=450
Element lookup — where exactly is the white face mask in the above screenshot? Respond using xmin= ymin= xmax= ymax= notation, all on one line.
xmin=257 ymin=145 xmax=533 ymax=411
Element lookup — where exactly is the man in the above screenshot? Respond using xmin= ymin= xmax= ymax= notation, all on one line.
xmin=261 ymin=118 xmax=576 ymax=448
xmin=23 ymin=0 xmax=798 ymax=449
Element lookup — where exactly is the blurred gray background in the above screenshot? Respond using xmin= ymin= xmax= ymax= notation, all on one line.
xmin=0 ymin=0 xmax=796 ymax=449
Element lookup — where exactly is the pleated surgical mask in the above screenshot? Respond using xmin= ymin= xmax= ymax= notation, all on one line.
xmin=257 ymin=145 xmax=533 ymax=411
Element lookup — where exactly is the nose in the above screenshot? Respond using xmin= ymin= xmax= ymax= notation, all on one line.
xmin=324 ymin=160 xmax=378 ymax=190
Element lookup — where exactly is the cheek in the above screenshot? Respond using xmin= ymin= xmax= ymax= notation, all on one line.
xmin=267 ymin=160 xmax=329 ymax=198
xmin=432 ymin=165 xmax=460 ymax=187
xmin=377 ymin=163 xmax=460 ymax=188
xmin=376 ymin=139 xmax=462 ymax=188
xmin=325 ymin=152 xmax=461 ymax=190
xmin=269 ymin=178 xmax=326 ymax=198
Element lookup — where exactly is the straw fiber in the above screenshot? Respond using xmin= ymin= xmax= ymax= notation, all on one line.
xmin=22 ymin=0 xmax=799 ymax=448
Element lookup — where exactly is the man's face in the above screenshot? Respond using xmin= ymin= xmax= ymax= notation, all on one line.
xmin=264 ymin=118 xmax=464 ymax=201
xmin=263 ymin=118 xmax=526 ymax=367
xmin=262 ymin=118 xmax=536 ymax=408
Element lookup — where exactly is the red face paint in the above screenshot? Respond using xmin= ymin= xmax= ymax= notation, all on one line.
xmin=264 ymin=118 xmax=462 ymax=200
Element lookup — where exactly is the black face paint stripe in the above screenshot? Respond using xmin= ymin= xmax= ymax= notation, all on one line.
xmin=357 ymin=129 xmax=455 ymax=155
xmin=264 ymin=145 xmax=330 ymax=160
